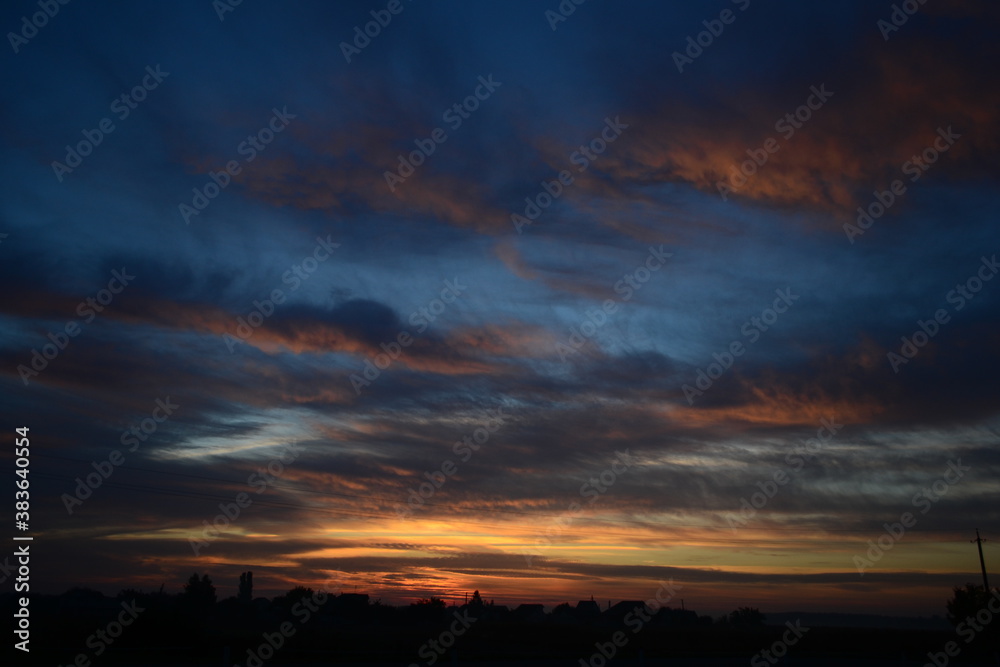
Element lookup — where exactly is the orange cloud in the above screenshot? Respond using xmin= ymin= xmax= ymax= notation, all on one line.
xmin=599 ymin=37 xmax=999 ymax=215
xmin=670 ymin=384 xmax=883 ymax=431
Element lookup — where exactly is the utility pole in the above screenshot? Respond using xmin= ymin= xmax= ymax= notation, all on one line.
xmin=972 ymin=529 xmax=990 ymax=593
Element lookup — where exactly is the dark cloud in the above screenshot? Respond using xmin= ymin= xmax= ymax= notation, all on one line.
xmin=2 ymin=0 xmax=997 ymax=615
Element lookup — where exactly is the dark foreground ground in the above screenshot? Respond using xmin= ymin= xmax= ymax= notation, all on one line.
xmin=7 ymin=592 xmax=1000 ymax=666
xmin=12 ymin=658 xmax=1000 ymax=667
xmin=12 ymin=626 xmax=1000 ymax=667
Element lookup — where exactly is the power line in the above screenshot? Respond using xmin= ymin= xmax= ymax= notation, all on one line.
xmin=972 ymin=529 xmax=991 ymax=591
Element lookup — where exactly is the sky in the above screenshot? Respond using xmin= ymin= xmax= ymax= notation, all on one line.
xmin=1 ymin=0 xmax=999 ymax=617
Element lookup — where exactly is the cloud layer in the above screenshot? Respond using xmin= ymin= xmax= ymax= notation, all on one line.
xmin=2 ymin=0 xmax=998 ymax=615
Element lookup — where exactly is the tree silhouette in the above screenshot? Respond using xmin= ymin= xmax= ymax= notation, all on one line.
xmin=183 ymin=573 xmax=216 ymax=610
xmin=414 ymin=596 xmax=446 ymax=609
xmin=239 ymin=571 xmax=253 ymax=603
xmin=281 ymin=585 xmax=314 ymax=608
xmin=946 ymin=583 xmax=996 ymax=626
xmin=728 ymin=606 xmax=766 ymax=627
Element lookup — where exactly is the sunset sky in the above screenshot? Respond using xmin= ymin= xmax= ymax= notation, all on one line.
xmin=2 ymin=0 xmax=999 ymax=617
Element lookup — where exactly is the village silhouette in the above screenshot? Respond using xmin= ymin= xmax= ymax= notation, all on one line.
xmin=6 ymin=570 xmax=999 ymax=665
